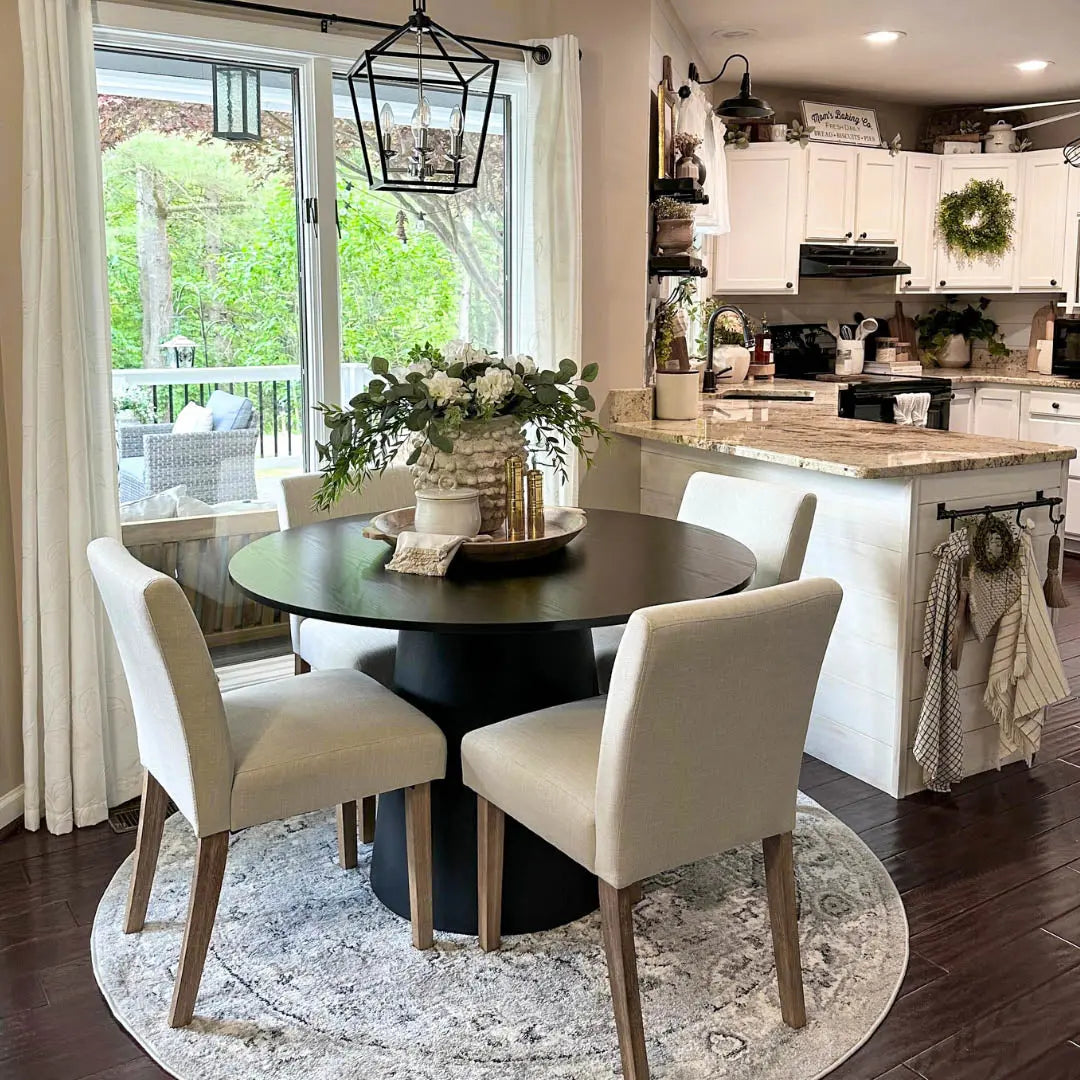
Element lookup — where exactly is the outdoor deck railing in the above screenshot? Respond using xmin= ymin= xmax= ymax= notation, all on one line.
xmin=112 ymin=364 xmax=373 ymax=458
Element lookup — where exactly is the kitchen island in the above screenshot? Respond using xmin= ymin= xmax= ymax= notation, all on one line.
xmin=609 ymin=387 xmax=1076 ymax=796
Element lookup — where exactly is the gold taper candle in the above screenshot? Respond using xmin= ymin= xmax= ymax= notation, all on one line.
xmin=526 ymin=469 xmax=545 ymax=539
xmin=505 ymin=456 xmax=526 ymax=540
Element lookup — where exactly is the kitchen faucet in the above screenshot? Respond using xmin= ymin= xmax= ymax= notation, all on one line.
xmin=703 ymin=304 xmax=755 ymax=393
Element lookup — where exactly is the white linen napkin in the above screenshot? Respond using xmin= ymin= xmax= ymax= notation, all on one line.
xmin=386 ymin=532 xmax=471 ymax=576
xmin=894 ymin=391 xmax=931 ymax=427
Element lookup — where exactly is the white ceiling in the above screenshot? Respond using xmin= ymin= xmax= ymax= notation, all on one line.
xmin=670 ymin=0 xmax=1080 ymax=106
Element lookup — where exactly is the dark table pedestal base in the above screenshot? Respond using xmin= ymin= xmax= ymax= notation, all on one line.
xmin=370 ymin=627 xmax=601 ymax=934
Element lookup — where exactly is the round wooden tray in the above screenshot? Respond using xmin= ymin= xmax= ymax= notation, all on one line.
xmin=365 ymin=506 xmax=588 ymax=563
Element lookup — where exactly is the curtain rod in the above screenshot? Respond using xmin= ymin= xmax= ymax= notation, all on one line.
xmin=161 ymin=0 xmax=552 ymax=64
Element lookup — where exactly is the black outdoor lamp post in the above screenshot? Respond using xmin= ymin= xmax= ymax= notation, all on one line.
xmin=161 ymin=335 xmax=197 ymax=369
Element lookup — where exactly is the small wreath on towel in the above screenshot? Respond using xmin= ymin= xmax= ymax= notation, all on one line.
xmin=970 ymin=514 xmax=1018 ymax=575
xmin=936 ymin=178 xmax=1015 ymax=263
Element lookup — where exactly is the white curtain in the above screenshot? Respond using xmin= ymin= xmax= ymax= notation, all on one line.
xmin=20 ymin=0 xmax=140 ymax=832
xmin=516 ymin=36 xmax=583 ymax=506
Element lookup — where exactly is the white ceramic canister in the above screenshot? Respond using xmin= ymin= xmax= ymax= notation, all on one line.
xmin=835 ymin=340 xmax=865 ymax=376
xmin=654 ymin=371 xmax=701 ymax=420
xmin=414 ymin=481 xmax=483 ymax=537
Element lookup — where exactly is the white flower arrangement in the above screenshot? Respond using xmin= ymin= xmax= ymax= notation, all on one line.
xmin=314 ymin=340 xmax=605 ymax=510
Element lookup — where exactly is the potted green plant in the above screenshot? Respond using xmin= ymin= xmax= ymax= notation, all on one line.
xmin=314 ymin=341 xmax=606 ymax=533
xmin=916 ymin=298 xmax=1009 ymax=369
xmin=653 ymin=280 xmax=700 ymax=419
xmin=652 ymin=195 xmax=695 ymax=256
xmin=113 ymin=386 xmax=156 ymax=424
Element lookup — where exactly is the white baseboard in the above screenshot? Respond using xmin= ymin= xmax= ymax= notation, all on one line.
xmin=0 ymin=785 xmax=24 ymax=832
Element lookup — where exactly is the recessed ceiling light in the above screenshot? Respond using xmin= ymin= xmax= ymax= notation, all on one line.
xmin=1015 ymin=59 xmax=1052 ymax=72
xmin=863 ymin=30 xmax=905 ymax=45
xmin=711 ymin=27 xmax=757 ymax=40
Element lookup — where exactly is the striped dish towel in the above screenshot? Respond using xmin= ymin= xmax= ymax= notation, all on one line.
xmin=984 ymin=525 xmax=1070 ymax=760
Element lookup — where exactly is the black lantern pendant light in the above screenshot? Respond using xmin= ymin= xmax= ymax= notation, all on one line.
xmin=683 ymin=53 xmax=773 ymax=124
xmin=347 ymin=0 xmax=499 ymax=194
xmin=212 ymin=65 xmax=262 ymax=141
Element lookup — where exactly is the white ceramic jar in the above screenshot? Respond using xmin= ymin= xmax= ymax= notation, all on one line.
xmin=654 ymin=371 xmax=700 ymax=420
xmin=414 ymin=483 xmax=483 ymax=537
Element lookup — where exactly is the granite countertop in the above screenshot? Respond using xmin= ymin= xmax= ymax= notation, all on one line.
xmin=609 ymin=387 xmax=1075 ymax=479
xmin=913 ymin=369 xmax=1080 ymax=391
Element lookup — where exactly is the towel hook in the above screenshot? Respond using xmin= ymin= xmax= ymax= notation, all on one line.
xmin=1050 ymin=504 xmax=1067 ymax=528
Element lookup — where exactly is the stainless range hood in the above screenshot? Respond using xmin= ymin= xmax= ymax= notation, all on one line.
xmin=799 ymin=244 xmax=912 ymax=279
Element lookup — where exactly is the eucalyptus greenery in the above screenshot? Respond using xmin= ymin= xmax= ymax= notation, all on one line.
xmin=916 ymin=298 xmax=1009 ymax=359
xmin=313 ymin=342 xmax=605 ymax=510
xmin=785 ymin=118 xmax=814 ymax=148
xmin=936 ymin=178 xmax=1015 ymax=263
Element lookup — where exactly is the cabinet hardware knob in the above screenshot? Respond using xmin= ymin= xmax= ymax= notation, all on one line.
xmin=1051 ymin=279 xmax=1059 ymax=287
xmin=905 ymin=279 xmax=912 ymax=287
xmin=940 ymin=280 xmax=947 ymax=287
xmin=786 ymin=281 xmax=793 ymax=289
xmin=859 ymin=232 xmax=868 ymax=240
xmin=1053 ymin=402 xmax=1061 ymax=409
xmin=845 ymin=231 xmax=853 ymax=239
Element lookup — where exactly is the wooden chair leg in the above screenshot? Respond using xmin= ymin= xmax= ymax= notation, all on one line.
xmin=627 ymin=881 xmax=644 ymax=907
xmin=599 ymin=881 xmax=650 ymax=1080
xmin=404 ymin=783 xmax=434 ymax=950
xmin=294 ymin=654 xmax=310 ymax=675
xmin=361 ymin=795 xmax=377 ymax=845
xmin=336 ymin=802 xmax=358 ymax=869
xmin=124 ymin=770 xmax=170 ymax=934
xmin=477 ymin=796 xmax=505 ymax=952
xmin=169 ymin=831 xmax=229 ymax=1028
xmin=763 ymin=831 xmax=806 ymax=1029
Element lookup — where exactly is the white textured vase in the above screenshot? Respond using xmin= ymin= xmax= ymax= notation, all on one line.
xmin=410 ymin=415 xmax=527 ymax=535
xmin=935 ymin=334 xmax=972 ymax=369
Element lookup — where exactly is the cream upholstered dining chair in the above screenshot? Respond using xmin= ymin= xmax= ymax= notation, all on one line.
xmin=593 ymin=471 xmax=817 ymax=691
xmin=88 ymin=537 xmax=446 ymax=1029
xmin=463 ymin=578 xmax=843 ymax=1080
xmin=280 ymin=469 xmax=415 ymax=844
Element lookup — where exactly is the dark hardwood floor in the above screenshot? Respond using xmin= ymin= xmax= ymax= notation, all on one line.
xmin=7 ymin=563 xmax=1080 ymax=1078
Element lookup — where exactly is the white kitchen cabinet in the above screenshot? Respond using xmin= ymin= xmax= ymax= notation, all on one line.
xmin=898 ymin=153 xmax=941 ymax=292
xmin=804 ymin=146 xmax=902 ymax=243
xmin=972 ymin=386 xmax=1021 ymax=439
xmin=805 ymin=145 xmax=857 ymax=241
xmin=935 ymin=157 xmax=1020 ymax=292
xmin=855 ymin=150 xmax=904 ymax=242
xmin=1018 ymin=150 xmax=1070 ymax=291
xmin=949 ymin=386 xmax=974 ymax=433
xmin=1020 ymin=389 xmax=1080 ymax=537
xmin=713 ymin=145 xmax=805 ymax=294
xmin=1064 ymin=168 xmax=1080 ymax=313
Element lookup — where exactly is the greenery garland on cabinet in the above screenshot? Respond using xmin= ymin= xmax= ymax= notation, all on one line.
xmin=936 ymin=178 xmax=1015 ymax=263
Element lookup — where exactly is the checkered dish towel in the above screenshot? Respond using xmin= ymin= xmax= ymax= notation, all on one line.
xmin=914 ymin=529 xmax=970 ymax=792
xmin=984 ymin=525 xmax=1070 ymax=762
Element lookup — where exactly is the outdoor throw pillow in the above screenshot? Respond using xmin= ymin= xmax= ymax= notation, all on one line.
xmin=172 ymin=402 xmax=214 ymax=434
xmin=206 ymin=389 xmax=254 ymax=431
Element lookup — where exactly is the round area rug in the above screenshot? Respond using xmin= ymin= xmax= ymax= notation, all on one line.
xmin=92 ymin=794 xmax=907 ymax=1080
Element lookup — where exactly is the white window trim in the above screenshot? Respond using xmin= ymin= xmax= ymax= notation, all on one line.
xmin=94 ymin=0 xmax=527 ymax=464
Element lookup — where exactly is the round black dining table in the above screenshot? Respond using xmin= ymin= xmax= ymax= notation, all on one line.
xmin=229 ymin=508 xmax=756 ymax=935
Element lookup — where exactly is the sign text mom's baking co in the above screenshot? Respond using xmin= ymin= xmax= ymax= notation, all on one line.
xmin=799 ymin=101 xmax=884 ymax=148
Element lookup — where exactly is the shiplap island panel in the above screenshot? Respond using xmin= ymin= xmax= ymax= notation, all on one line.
xmin=613 ymin=394 xmax=1074 ymax=797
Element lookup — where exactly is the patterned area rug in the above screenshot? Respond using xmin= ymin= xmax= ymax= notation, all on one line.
xmin=91 ymin=794 xmax=907 ymax=1080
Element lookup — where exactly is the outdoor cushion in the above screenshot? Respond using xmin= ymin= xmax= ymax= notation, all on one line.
xmin=119 ymin=456 xmax=147 ymax=487
xmin=207 ymin=390 xmax=254 ymax=431
xmin=172 ymin=402 xmax=215 ymax=434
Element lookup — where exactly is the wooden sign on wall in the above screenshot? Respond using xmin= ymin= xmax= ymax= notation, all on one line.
xmin=800 ymin=101 xmax=884 ymax=148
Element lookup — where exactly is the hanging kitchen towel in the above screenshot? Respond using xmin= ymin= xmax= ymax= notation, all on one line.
xmin=985 ymin=523 xmax=1070 ymax=762
xmin=914 ymin=528 xmax=971 ymax=793
xmin=968 ymin=523 xmax=1022 ymax=641
xmin=676 ymin=81 xmax=730 ymax=235
xmin=894 ymin=392 xmax=931 ymax=427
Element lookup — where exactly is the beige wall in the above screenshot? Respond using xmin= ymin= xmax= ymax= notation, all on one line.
xmin=0 ymin=0 xmax=22 ymax=806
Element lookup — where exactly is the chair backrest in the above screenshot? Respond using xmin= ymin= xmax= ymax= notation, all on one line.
xmin=87 ymin=538 xmax=233 ymax=837
xmin=594 ymin=578 xmax=842 ymax=889
xmin=677 ymin=472 xmax=816 ymax=589
xmin=278 ymin=468 xmax=416 ymax=531
xmin=278 ymin=469 xmax=416 ymax=650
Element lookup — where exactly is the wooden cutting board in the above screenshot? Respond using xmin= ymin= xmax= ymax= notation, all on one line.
xmin=1028 ymin=303 xmax=1055 ymax=372
xmin=891 ymin=301 xmax=920 ymax=365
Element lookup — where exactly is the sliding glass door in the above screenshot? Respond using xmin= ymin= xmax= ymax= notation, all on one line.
xmin=96 ymin=48 xmax=308 ymax=517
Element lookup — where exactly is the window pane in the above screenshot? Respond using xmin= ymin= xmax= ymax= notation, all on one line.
xmin=96 ymin=49 xmax=307 ymax=521
xmin=332 ymin=76 xmax=508 ymax=395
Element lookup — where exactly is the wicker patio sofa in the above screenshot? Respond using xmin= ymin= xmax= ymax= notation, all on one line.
xmin=118 ymin=390 xmax=259 ymax=505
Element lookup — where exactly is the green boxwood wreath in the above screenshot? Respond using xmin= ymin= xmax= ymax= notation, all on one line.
xmin=936 ymin=177 xmax=1015 ymax=263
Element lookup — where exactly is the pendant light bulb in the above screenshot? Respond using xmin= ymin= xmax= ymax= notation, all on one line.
xmin=380 ymin=102 xmax=396 ymax=154
xmin=412 ymin=97 xmax=431 ymax=133
xmin=449 ymin=106 xmax=463 ymax=135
